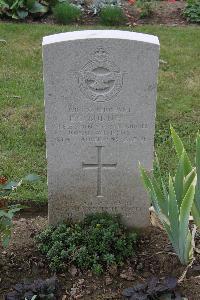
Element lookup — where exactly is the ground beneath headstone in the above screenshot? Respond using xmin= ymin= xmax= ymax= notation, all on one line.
xmin=0 ymin=211 xmax=200 ymax=299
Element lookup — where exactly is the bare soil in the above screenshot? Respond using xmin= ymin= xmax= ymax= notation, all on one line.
xmin=0 ymin=209 xmax=200 ymax=299
xmin=124 ymin=0 xmax=188 ymax=26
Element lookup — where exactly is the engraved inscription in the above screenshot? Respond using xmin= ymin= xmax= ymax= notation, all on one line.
xmin=82 ymin=146 xmax=117 ymax=197
xmin=49 ymin=102 xmax=149 ymax=145
xmin=78 ymin=48 xmax=123 ymax=102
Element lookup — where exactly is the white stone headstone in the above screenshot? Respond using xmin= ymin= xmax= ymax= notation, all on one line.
xmin=43 ymin=30 xmax=160 ymax=228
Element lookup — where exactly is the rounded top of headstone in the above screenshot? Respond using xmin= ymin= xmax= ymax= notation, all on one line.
xmin=43 ymin=30 xmax=159 ymax=46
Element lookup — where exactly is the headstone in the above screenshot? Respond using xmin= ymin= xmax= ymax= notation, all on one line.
xmin=43 ymin=30 xmax=160 ymax=228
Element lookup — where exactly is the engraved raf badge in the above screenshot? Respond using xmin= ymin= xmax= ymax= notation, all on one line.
xmin=78 ymin=47 xmax=123 ymax=102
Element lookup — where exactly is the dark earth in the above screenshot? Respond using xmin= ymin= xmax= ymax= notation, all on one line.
xmin=0 ymin=206 xmax=200 ymax=299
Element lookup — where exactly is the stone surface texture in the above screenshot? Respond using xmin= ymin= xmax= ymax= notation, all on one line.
xmin=43 ymin=30 xmax=160 ymax=227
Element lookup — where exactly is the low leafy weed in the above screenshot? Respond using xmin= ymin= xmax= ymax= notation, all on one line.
xmin=36 ymin=213 xmax=137 ymax=274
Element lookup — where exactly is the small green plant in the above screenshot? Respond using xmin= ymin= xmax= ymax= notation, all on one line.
xmin=0 ymin=173 xmax=40 ymax=247
xmin=0 ymin=204 xmax=23 ymax=247
xmin=100 ymin=5 xmax=126 ymax=25
xmin=140 ymin=129 xmax=198 ymax=265
xmin=184 ymin=0 xmax=200 ymax=23
xmin=136 ymin=0 xmax=154 ymax=18
xmin=0 ymin=0 xmax=49 ymax=19
xmin=36 ymin=212 xmax=137 ymax=274
xmin=52 ymin=1 xmax=81 ymax=24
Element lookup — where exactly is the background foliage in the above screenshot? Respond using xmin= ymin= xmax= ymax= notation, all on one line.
xmin=52 ymin=1 xmax=81 ymax=24
xmin=100 ymin=5 xmax=126 ymax=25
xmin=0 ymin=0 xmax=49 ymax=19
xmin=184 ymin=0 xmax=200 ymax=23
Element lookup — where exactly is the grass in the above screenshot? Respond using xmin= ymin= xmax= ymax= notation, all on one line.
xmin=0 ymin=23 xmax=200 ymax=202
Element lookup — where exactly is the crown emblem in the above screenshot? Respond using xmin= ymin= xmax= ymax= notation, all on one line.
xmin=93 ymin=47 xmax=108 ymax=61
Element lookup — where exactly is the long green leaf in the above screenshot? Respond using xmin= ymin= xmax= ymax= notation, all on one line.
xmin=163 ymin=222 xmax=179 ymax=256
xmin=3 ymin=181 xmax=19 ymax=190
xmin=183 ymin=168 xmax=196 ymax=198
xmin=10 ymin=0 xmax=21 ymax=9
xmin=140 ymin=164 xmax=169 ymax=223
xmin=196 ymin=133 xmax=200 ymax=197
xmin=170 ymin=125 xmax=192 ymax=175
xmin=183 ymin=232 xmax=193 ymax=265
xmin=174 ymin=152 xmax=185 ymax=209
xmin=154 ymin=153 xmax=168 ymax=203
xmin=168 ymin=175 xmax=179 ymax=252
xmin=179 ymin=177 xmax=196 ymax=264
xmin=140 ymin=165 xmax=161 ymax=211
xmin=193 ymin=133 xmax=200 ymax=226
xmin=7 ymin=205 xmax=23 ymax=218
xmin=151 ymin=176 xmax=168 ymax=215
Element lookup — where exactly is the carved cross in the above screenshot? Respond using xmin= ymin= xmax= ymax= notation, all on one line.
xmin=82 ymin=146 xmax=117 ymax=197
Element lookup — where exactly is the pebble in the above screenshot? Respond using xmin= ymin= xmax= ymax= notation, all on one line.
xmin=105 ymin=276 xmax=113 ymax=286
xmin=68 ymin=265 xmax=78 ymax=277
